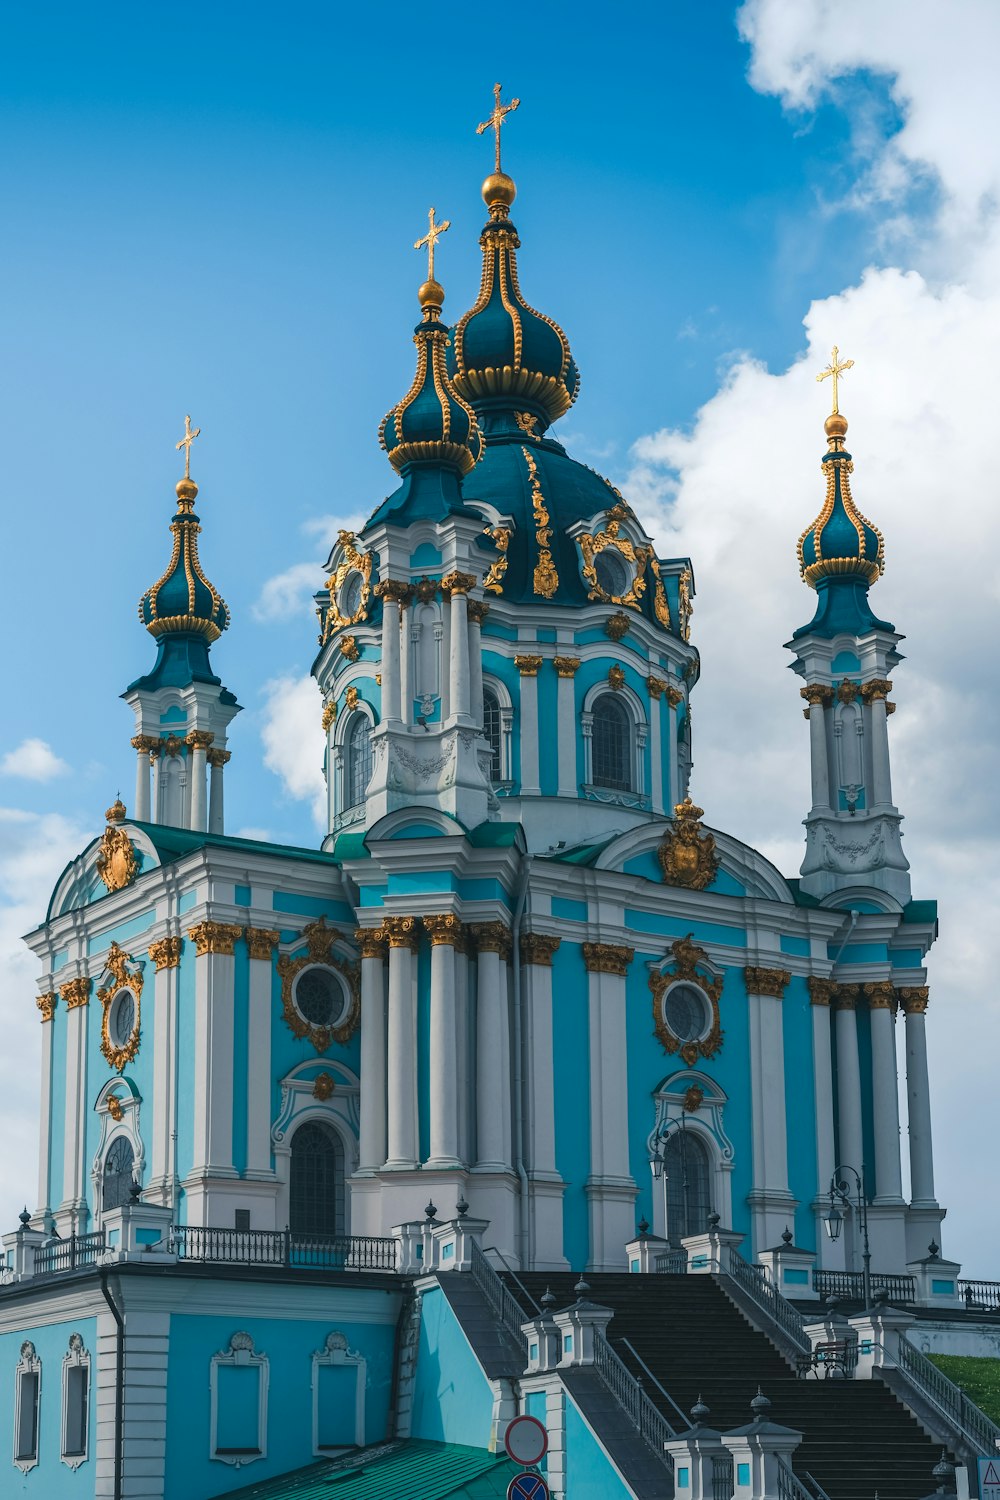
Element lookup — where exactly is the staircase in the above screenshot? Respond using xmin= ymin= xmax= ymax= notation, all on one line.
xmin=510 ymin=1272 xmax=946 ymax=1500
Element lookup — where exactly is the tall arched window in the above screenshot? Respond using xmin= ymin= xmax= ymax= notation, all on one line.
xmin=290 ymin=1121 xmax=345 ymax=1238
xmin=592 ymin=694 xmax=632 ymax=791
xmin=482 ymin=688 xmax=502 ymax=782
xmin=102 ymin=1137 xmax=135 ymax=1212
xmin=346 ymin=715 xmax=373 ymax=809
xmin=663 ymin=1131 xmax=712 ymax=1248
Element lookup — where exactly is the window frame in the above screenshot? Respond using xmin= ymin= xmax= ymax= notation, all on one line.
xmin=581 ymin=684 xmax=649 ymax=809
xmin=289 ymin=1119 xmax=347 ymax=1239
xmin=13 ymin=1340 xmax=41 ymax=1474
xmin=481 ymin=675 xmax=514 ymax=789
xmin=209 ymin=1332 xmax=269 ymax=1469
xmin=311 ymin=1331 xmax=366 ymax=1457
xmin=61 ymin=1333 xmax=90 ymax=1470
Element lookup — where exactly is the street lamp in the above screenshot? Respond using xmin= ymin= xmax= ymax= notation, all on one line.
xmin=823 ymin=1164 xmax=872 ymax=1310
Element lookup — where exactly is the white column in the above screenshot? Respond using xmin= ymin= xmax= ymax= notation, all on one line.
xmin=809 ymin=981 xmax=842 ymax=1266
xmin=357 ymin=929 xmax=387 ymax=1172
xmin=208 ymin=749 xmax=229 ymax=834
xmin=468 ymin=602 xmax=486 ymax=725
xmin=245 ymin=930 xmax=277 ymax=1179
xmin=148 ymin=938 xmax=183 ymax=1204
xmin=516 ymin=657 xmax=541 ymax=797
xmin=424 ymin=915 xmax=462 ymax=1168
xmin=803 ymin=686 xmax=832 ymax=811
xmin=866 ymin=683 xmax=894 ymax=810
xmin=648 ymin=685 xmax=665 ymax=814
xmin=666 ymin=686 xmax=681 ymax=809
xmin=446 ymin=574 xmax=474 ymax=724
xmin=522 ymin=937 xmax=560 ymax=1175
xmin=131 ymin=737 xmax=154 ymax=820
xmin=186 ymin=734 xmax=211 ymax=832
xmin=866 ymin=984 xmax=904 ymax=1202
xmin=584 ymin=944 xmax=636 ymax=1269
xmin=399 ymin=600 xmax=413 ymax=725
xmin=384 ymin=919 xmax=419 ymax=1170
xmin=473 ymin=924 xmax=511 ymax=1172
xmin=746 ymin=972 xmax=792 ymax=1225
xmin=379 ymin=590 xmax=403 ymax=725
xmin=36 ymin=996 xmax=55 ymax=1219
xmin=188 ymin=924 xmax=240 ymax=1200
xmin=834 ymin=987 xmax=864 ymax=1176
xmin=59 ymin=977 xmax=90 ymax=1230
xmin=900 ymin=989 xmax=936 ymax=1205
xmin=455 ymin=941 xmax=471 ymax=1165
xmin=554 ymin=659 xmax=579 ymax=797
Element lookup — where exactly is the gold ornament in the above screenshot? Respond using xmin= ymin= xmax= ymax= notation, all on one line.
xmin=657 ymin=797 xmax=719 ymax=891
xmin=354 ymin=925 xmax=389 ymax=960
xmin=36 ymin=992 xmax=57 ymax=1023
xmin=245 ymin=928 xmax=280 ymax=961
xmin=605 ymin=611 xmax=630 ymax=642
xmin=522 ymin=447 xmax=559 ymax=599
xmin=440 ymin=571 xmax=477 ymax=598
xmin=553 ymin=656 xmax=581 ymax=678
xmin=148 ymin=937 xmax=182 ymax=971
xmin=339 ymin=635 xmax=360 ymax=663
xmin=383 ymin=916 xmax=421 ymax=951
xmin=97 ymin=803 xmax=138 ymax=894
xmin=476 ymin=81 xmax=520 ymax=176
xmin=414 ymin=205 xmax=450 ymax=285
xmin=276 ymin=918 xmax=360 ymax=1054
xmin=60 ymin=977 xmax=91 ymax=1010
xmin=897 ymin=985 xmax=929 ymax=1015
xmin=576 ymin=517 xmax=648 ymax=609
xmin=678 ymin=569 xmax=694 ymax=642
xmin=744 ymin=966 xmax=792 ymax=999
xmin=483 ymin=527 xmax=511 ymax=596
xmin=515 ymin=410 xmax=539 ymax=438
xmin=608 ymin=665 xmax=625 ymax=691
xmin=816 ymin=345 xmax=854 ymax=417
xmin=312 ymin=1071 xmax=336 ymax=1101
xmin=322 ymin=531 xmax=374 ymax=640
xmin=514 ymin=654 xmax=543 ymax=676
xmin=345 ymin=686 xmax=360 ymax=712
xmin=187 ymin=921 xmax=243 ymax=957
xmin=647 ymin=675 xmax=667 ymax=700
xmin=97 ymin=942 xmax=143 ymax=1073
xmin=519 ymin=933 xmax=561 ymax=966
xmin=682 ymin=1084 xmax=705 ymax=1113
xmin=864 ymin=979 xmax=897 ymax=1011
xmin=807 ymin=977 xmax=837 ymax=1007
xmin=175 ymin=413 xmax=201 ymax=480
xmin=422 ymin=914 xmax=463 ymax=946
xmin=650 ymin=935 xmax=724 ymax=1067
xmin=106 ymin=1094 xmax=124 ymax=1122
xmin=469 ymin=921 xmax=512 ymax=960
xmin=582 ymin=942 xmax=633 ymax=976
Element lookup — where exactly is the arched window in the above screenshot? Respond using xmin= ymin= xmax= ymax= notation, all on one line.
xmin=663 ymin=1131 xmax=712 ymax=1249
xmin=592 ymin=694 xmax=632 ymax=791
xmin=102 ymin=1137 xmax=135 ymax=1212
xmin=289 ymin=1121 xmax=345 ymax=1238
xmin=346 ymin=715 xmax=373 ymax=809
xmin=482 ymin=688 xmax=502 ymax=782
xmin=595 ymin=547 xmax=630 ymax=598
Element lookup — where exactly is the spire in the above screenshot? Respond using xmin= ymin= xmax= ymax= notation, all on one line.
xmin=794 ymin=351 xmax=892 ymax=639
xmin=448 ymin=84 xmax=580 ymax=435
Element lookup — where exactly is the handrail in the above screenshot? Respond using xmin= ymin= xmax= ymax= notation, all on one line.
xmin=722 ymin=1246 xmax=811 ymax=1354
xmin=958 ymin=1279 xmax=1000 ymax=1311
xmin=33 ymin=1231 xmax=106 ymax=1276
xmin=469 ymin=1242 xmax=532 ymax=1347
xmin=803 ymin=1470 xmax=834 ymax=1500
xmin=619 ymin=1336 xmax=692 ymax=1432
xmin=897 ymin=1335 xmax=1000 ymax=1457
xmin=653 ymin=1249 xmax=689 ymax=1274
xmin=777 ymin=1457 xmax=813 ymax=1500
xmin=814 ymin=1269 xmax=916 ymax=1303
xmin=592 ymin=1328 xmax=677 ymax=1464
xmin=488 ymin=1244 xmax=543 ymax=1316
xmin=168 ymin=1226 xmax=397 ymax=1271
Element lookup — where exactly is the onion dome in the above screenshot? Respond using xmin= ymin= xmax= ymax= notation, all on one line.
xmin=448 ymin=171 xmax=580 ymax=433
xmin=797 ymin=410 xmax=884 ymax=588
xmin=138 ymin=475 xmax=230 ymax=642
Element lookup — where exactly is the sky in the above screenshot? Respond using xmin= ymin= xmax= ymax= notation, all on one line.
xmin=1 ymin=0 xmax=997 ymax=1271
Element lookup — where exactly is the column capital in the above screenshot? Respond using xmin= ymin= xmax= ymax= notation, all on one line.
xmin=666 ymin=684 xmax=684 ymax=708
xmin=354 ymin=925 xmax=388 ymax=960
xmin=807 ymin=976 xmax=837 ymax=1007
xmin=553 ymin=655 xmax=581 ymax=678
xmin=374 ymin=578 xmax=415 ymax=606
xmin=185 ymin=730 xmax=215 ymax=751
xmin=832 ymin=983 xmax=861 ymax=1010
xmin=800 ymin=683 xmax=834 ymax=708
xmin=646 ymin=674 xmax=667 ymax=699
xmin=382 ymin=915 xmax=421 ymax=951
xmin=187 ymin=921 xmax=243 ymax=957
xmin=864 ymin=979 xmax=898 ymax=1011
xmin=520 ymin=932 xmax=561 ymax=967
xmin=440 ymin=570 xmax=477 ymax=598
xmin=514 ymin=653 xmax=543 ymax=677
xmin=466 ymin=599 xmax=490 ymax=624
xmin=860 ymin=678 xmax=893 ymax=703
xmin=423 ymin=913 xmax=463 ymax=946
xmin=36 ymin=991 xmax=57 ymax=1023
xmin=470 ymin=920 xmax=512 ymax=959
xmin=60 ymin=976 xmax=91 ymax=1010
xmin=744 ymin=965 xmax=792 ymax=998
xmin=206 ymin=747 xmax=231 ymax=768
xmin=583 ymin=941 xmax=634 ymax=975
xmin=897 ymin=985 xmax=930 ymax=1014
xmin=148 ymin=936 xmax=183 ymax=971
xmin=130 ymin=734 xmax=161 ymax=756
xmin=245 ymin=928 xmax=280 ymax=961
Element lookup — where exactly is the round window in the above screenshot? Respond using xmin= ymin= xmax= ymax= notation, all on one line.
xmin=663 ymin=982 xmax=710 ymax=1043
xmin=293 ymin=967 xmax=346 ymax=1028
xmin=111 ymin=989 xmax=137 ymax=1046
xmin=339 ymin=571 xmax=364 ymax=620
xmin=595 ymin=548 xmax=630 ymax=598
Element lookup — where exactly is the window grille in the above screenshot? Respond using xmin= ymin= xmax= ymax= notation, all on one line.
xmin=289 ymin=1121 xmax=346 ymax=1237
xmin=592 ymin=694 xmax=631 ymax=791
xmin=102 ymin=1136 xmax=135 ymax=1212
xmin=347 ymin=716 xmax=373 ymax=809
xmin=664 ymin=1132 xmax=712 ymax=1249
xmin=482 ymin=689 xmax=503 ymax=781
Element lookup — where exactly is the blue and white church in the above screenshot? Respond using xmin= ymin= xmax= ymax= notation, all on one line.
xmin=0 ymin=93 xmax=981 ymax=1500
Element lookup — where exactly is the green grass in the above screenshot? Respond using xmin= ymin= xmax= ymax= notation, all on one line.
xmin=928 ymin=1354 xmax=1000 ymax=1425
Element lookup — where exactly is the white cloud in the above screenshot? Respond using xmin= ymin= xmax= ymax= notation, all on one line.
xmin=0 ymin=738 xmax=69 ymax=782
xmin=259 ymin=675 xmax=327 ymax=828
xmin=251 ymin=512 xmax=368 ymax=623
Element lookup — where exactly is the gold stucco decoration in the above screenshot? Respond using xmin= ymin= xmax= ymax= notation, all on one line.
xmin=322 ymin=531 xmax=373 ymax=641
xmin=650 ymin=935 xmax=724 ymax=1067
xmin=483 ymin=526 xmax=511 ymax=596
xmin=97 ymin=941 xmax=144 ymax=1074
xmin=96 ymin=806 xmax=138 ymax=894
xmin=522 ymin=447 xmax=559 ymax=599
xmin=312 ymin=1071 xmax=336 ymax=1101
xmin=276 ymin=918 xmax=360 ymax=1055
xmin=657 ymin=797 xmax=719 ymax=890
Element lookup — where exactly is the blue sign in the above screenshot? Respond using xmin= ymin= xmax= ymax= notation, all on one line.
xmin=508 ymin=1475 xmax=549 ymax=1500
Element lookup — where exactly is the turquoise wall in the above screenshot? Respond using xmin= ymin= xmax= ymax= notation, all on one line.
xmin=564 ymin=1392 xmax=634 ymax=1498
xmin=410 ymin=1284 xmax=494 ymax=1446
xmin=0 ymin=1315 xmax=98 ymax=1497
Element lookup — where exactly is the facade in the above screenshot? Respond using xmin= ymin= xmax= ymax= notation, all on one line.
xmin=0 ymin=111 xmax=958 ymax=1498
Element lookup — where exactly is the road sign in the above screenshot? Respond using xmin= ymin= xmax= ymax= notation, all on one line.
xmin=979 ymin=1458 xmax=1000 ymax=1500
xmin=507 ymin=1474 xmax=549 ymax=1500
xmin=504 ymin=1414 xmax=548 ymax=1467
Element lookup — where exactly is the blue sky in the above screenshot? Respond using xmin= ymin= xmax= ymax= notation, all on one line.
xmin=2 ymin=1 xmax=999 ymax=1270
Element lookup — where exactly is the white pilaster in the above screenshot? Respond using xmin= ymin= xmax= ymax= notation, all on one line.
xmin=425 ymin=916 xmax=462 ymax=1168
xmin=555 ymin=662 xmax=578 ymax=797
xmin=803 ymin=688 xmax=832 ymax=811
xmin=868 ymin=692 xmax=894 ymax=810
xmin=357 ymin=931 xmax=388 ymax=1172
xmin=60 ymin=976 xmax=90 ymax=1232
xmin=446 ymin=577 xmax=473 ymax=724
xmin=208 ymin=749 xmax=229 ymax=834
xmin=469 ymin=602 xmax=485 ymax=731
xmin=649 ymin=687 xmax=665 ymax=814
xmin=384 ymin=920 xmax=419 ymax=1170
xmin=584 ymin=944 xmax=636 ymax=1270
xmin=809 ymin=982 xmax=843 ymax=1266
xmin=473 ymin=925 xmax=511 ymax=1172
xmin=379 ymin=592 xmax=403 ymax=725
xmin=400 ymin=600 xmax=413 ymax=725
xmin=245 ymin=930 xmax=278 ymax=1179
xmin=900 ymin=989 xmax=936 ymax=1206
xmin=746 ymin=968 xmax=794 ymax=1249
xmin=517 ymin=658 xmax=541 ymax=797
xmin=36 ymin=1001 xmax=54 ymax=1220
xmin=187 ymin=924 xmax=241 ymax=1214
xmin=186 ymin=734 xmax=211 ymax=832
xmin=868 ymin=986 xmax=904 ymax=1202
xmin=148 ymin=939 xmax=182 ymax=1205
xmin=834 ymin=988 xmax=864 ymax=1178
xmin=667 ymin=687 xmax=680 ymax=809
xmin=522 ymin=936 xmax=568 ymax=1269
xmin=132 ymin=739 xmax=154 ymax=821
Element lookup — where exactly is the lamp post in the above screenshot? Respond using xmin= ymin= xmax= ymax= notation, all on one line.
xmin=822 ymin=1163 xmax=872 ymax=1310
xmin=649 ymin=1114 xmax=691 ymax=1247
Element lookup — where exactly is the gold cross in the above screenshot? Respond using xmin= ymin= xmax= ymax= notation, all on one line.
xmin=477 ymin=82 xmax=520 ymax=174
xmin=816 ymin=346 xmax=855 ymax=415
xmin=175 ymin=414 xmax=201 ymax=479
xmin=414 ymin=206 xmax=450 ymax=283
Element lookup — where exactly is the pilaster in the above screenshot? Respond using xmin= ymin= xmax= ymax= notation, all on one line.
xmin=245 ymin=929 xmax=279 ymax=1183
xmin=184 ymin=922 xmax=243 ymax=1219
xmin=582 ymin=942 xmax=637 ymax=1270
xmin=147 ymin=937 xmax=183 ymax=1206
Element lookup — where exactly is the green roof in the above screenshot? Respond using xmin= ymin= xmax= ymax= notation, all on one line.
xmin=211 ymin=1440 xmax=522 ymax=1500
xmin=902 ymin=899 xmax=938 ymax=925
xmin=131 ymin=821 xmax=337 ymax=868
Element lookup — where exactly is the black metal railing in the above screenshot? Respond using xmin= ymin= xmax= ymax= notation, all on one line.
xmin=653 ymin=1248 xmax=689 ymax=1274
xmin=777 ymin=1458 xmax=813 ymax=1500
xmin=722 ymin=1245 xmax=811 ymax=1354
xmin=593 ymin=1333 xmax=677 ymax=1464
xmin=33 ymin=1231 xmax=107 ymax=1276
xmin=958 ymin=1279 xmax=1000 ymax=1310
xmin=813 ymin=1270 xmax=916 ymax=1303
xmin=712 ymin=1454 xmax=734 ymax=1500
xmin=169 ymin=1226 xmax=397 ymax=1271
xmin=898 ymin=1335 xmax=1000 ymax=1456
xmin=469 ymin=1241 xmax=532 ymax=1346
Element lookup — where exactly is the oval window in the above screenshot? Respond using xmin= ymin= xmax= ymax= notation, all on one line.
xmin=595 ymin=548 xmax=630 ymax=598
xmin=111 ymin=990 xmax=137 ymax=1046
xmin=339 ymin=572 xmax=363 ymax=620
xmin=663 ymin=982 xmax=710 ymax=1043
xmin=293 ymin=967 xmax=346 ymax=1028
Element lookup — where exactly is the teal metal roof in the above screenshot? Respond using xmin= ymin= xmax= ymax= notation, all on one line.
xmin=211 ymin=1440 xmax=522 ymax=1500
xmin=129 ymin=821 xmax=338 ymax=869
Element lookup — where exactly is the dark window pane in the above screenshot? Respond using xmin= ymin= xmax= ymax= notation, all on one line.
xmin=664 ymin=1132 xmax=712 ymax=1249
xmin=63 ymin=1363 xmax=88 ymax=1457
xmin=290 ymin=1121 xmax=345 ymax=1237
xmin=592 ymin=695 xmax=631 ymax=791
xmin=483 ymin=689 xmax=502 ymax=781
xmin=295 ymin=967 xmax=342 ymax=1026
xmin=103 ymin=1136 xmax=135 ymax=1212
xmin=348 ymin=717 xmax=373 ymax=808
xmin=17 ymin=1371 xmax=39 ymax=1460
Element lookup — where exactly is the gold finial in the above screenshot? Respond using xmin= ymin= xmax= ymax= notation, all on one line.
xmin=816 ymin=346 xmax=854 ymax=416
xmin=477 ymin=82 xmax=520 ymax=175
xmin=176 ymin=414 xmax=201 ymax=481
xmin=415 ymin=206 xmax=450 ymax=284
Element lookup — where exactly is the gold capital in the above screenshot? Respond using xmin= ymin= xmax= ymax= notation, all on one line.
xmin=807 ymin=977 xmax=837 ymax=1007
xmin=36 ymin=992 xmax=57 ymax=1023
xmin=467 ymin=599 xmax=490 ymax=625
xmin=864 ymin=979 xmax=897 ymax=1012
xmin=354 ymin=925 xmax=388 ymax=960
xmin=440 ymin=570 xmax=477 ymax=598
xmin=245 ymin=928 xmax=280 ymax=961
xmin=60 ymin=976 xmax=92 ymax=1011
xmin=800 ymin=684 xmax=834 ymax=708
xmin=583 ymin=941 xmax=634 ymax=976
xmin=816 ymin=346 xmax=854 ymax=416
xmin=514 ymin=654 xmax=543 ymax=677
xmin=176 ymin=413 xmax=201 ymax=480
xmin=898 ymin=985 xmax=930 ymax=1015
xmin=647 ymin=674 xmax=667 ymax=700
xmin=470 ymin=920 xmax=512 ymax=959
xmin=476 ymin=82 xmax=520 ymax=174
xmin=414 ymin=206 xmax=450 ymax=284
xmin=744 ymin=966 xmax=792 ymax=999
xmin=383 ymin=916 xmax=421 ymax=951
xmin=185 ymin=730 xmax=214 ymax=751
xmin=833 ymin=983 xmax=860 ymax=1011
xmin=148 ymin=936 xmax=183 ymax=971
xmin=423 ymin=913 xmax=464 ymax=946
xmin=375 ymin=579 xmax=416 ymax=606
xmin=187 ymin=921 xmax=243 ymax=957
xmin=520 ymin=933 xmax=561 ymax=967
xmin=860 ymin=678 xmax=893 ymax=704
xmin=553 ymin=656 xmax=581 ymax=678
xmin=206 ymin=747 xmax=231 ymax=768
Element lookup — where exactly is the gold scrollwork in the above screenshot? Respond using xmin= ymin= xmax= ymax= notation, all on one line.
xmin=648 ymin=554 xmax=672 ymax=630
xmin=807 ymin=977 xmax=837 ymax=1007
xmin=520 ymin=933 xmax=561 ymax=967
xmin=514 ymin=654 xmax=543 ymax=676
xmin=60 ymin=977 xmax=91 ymax=1010
xmin=605 ymin=611 xmax=630 ymax=642
xmin=582 ymin=942 xmax=633 ymax=976
xmin=483 ymin=527 xmax=511 ymax=595
xmin=276 ymin=918 xmax=360 ymax=1055
xmin=187 ymin=922 xmax=243 ymax=957
xmin=96 ymin=814 xmax=138 ymax=894
xmin=36 ymin=992 xmax=57 ymax=1023
xmin=678 ymin=569 xmax=693 ymax=642
xmin=106 ymin=1094 xmax=124 ymax=1121
xmin=246 ymin=928 xmax=280 ymax=961
xmin=97 ymin=942 xmax=144 ymax=1074
xmin=345 ymin=685 xmax=360 ymax=712
xmin=744 ymin=966 xmax=792 ymax=999
xmin=322 ymin=701 xmax=337 ymax=732
xmin=897 ymin=985 xmax=929 ymax=1015
xmin=650 ymin=935 xmax=724 ymax=1067
xmin=148 ymin=937 xmax=182 ymax=971
xmin=608 ymin=665 xmax=625 ymax=691
xmin=515 ymin=410 xmax=539 ymax=438
xmin=522 ymin=447 xmax=559 ymax=599
xmin=577 ymin=515 xmax=651 ymax=610
xmin=313 ymin=1071 xmax=336 ymax=1101
xmin=657 ymin=797 xmax=719 ymax=891
xmin=553 ymin=656 xmax=581 ymax=678
xmin=323 ymin=531 xmax=373 ymax=638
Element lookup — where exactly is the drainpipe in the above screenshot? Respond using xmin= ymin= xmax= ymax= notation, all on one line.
xmin=510 ymin=856 xmax=531 ymax=1270
xmin=830 ymin=908 xmax=860 ymax=968
xmin=99 ymin=1269 xmax=125 ymax=1500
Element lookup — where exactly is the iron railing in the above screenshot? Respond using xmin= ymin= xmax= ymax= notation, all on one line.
xmin=33 ymin=1231 xmax=107 ymax=1276
xmin=777 ymin=1458 xmax=814 ymax=1500
xmin=722 ymin=1246 xmax=811 ymax=1354
xmin=712 ymin=1454 xmax=734 ymax=1500
xmin=469 ymin=1241 xmax=531 ymax=1346
xmin=169 ymin=1226 xmax=397 ymax=1271
xmin=593 ymin=1331 xmax=677 ymax=1463
xmin=958 ymin=1279 xmax=1000 ymax=1310
xmin=813 ymin=1269 xmax=916 ymax=1303
xmin=653 ymin=1249 xmax=689 ymax=1274
xmin=897 ymin=1335 xmax=1000 ymax=1456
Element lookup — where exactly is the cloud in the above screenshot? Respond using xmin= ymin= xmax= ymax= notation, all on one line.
xmin=0 ymin=738 xmax=69 ymax=782
xmin=259 ymin=675 xmax=327 ymax=828
xmin=251 ymin=511 xmax=368 ymax=623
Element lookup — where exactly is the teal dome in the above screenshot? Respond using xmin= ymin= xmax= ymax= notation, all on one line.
xmin=138 ymin=480 xmax=230 ymax=642
xmin=448 ymin=174 xmax=579 ymax=432
xmin=798 ymin=414 xmax=883 ymax=589
xmin=379 ymin=283 xmax=483 ymax=477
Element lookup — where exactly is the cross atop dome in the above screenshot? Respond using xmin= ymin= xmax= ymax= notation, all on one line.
xmin=476 ymin=82 xmax=520 ymax=174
